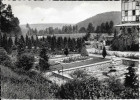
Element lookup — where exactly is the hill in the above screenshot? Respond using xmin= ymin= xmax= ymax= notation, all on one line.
xmin=76 ymin=11 xmax=121 ymax=29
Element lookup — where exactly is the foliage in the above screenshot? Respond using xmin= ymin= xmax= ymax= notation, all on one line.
xmin=83 ymin=32 xmax=91 ymax=41
xmin=81 ymin=44 xmax=88 ymax=56
xmin=64 ymin=48 xmax=69 ymax=56
xmin=56 ymin=77 xmax=116 ymax=99
xmin=124 ymin=62 xmax=138 ymax=88
xmin=70 ymin=70 xmax=89 ymax=79
xmin=102 ymin=46 xmax=107 ymax=58
xmin=87 ymin=23 xmax=95 ymax=33
xmin=111 ymin=28 xmax=139 ymax=51
xmin=62 ymin=56 xmax=89 ymax=63
xmin=0 ymin=1 xmax=21 ymax=34
xmin=39 ymin=48 xmax=50 ymax=71
xmin=0 ymin=47 xmax=10 ymax=64
xmin=16 ymin=53 xmax=35 ymax=71
xmin=1 ymin=65 xmax=58 ymax=99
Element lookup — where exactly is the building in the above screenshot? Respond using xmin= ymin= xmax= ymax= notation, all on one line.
xmin=115 ymin=0 xmax=139 ymax=49
xmin=116 ymin=0 xmax=139 ymax=28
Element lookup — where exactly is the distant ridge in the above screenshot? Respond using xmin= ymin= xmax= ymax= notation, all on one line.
xmin=76 ymin=11 xmax=121 ymax=29
xmin=20 ymin=11 xmax=121 ymax=36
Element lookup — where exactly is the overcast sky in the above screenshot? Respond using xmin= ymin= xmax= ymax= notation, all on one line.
xmin=3 ymin=1 xmax=121 ymax=25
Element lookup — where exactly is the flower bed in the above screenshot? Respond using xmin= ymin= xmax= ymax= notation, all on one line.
xmin=62 ymin=56 xmax=89 ymax=63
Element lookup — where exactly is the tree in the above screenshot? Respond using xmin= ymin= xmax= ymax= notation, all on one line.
xmin=81 ymin=43 xmax=88 ymax=56
xmin=16 ymin=53 xmax=34 ymax=71
xmin=0 ymin=1 xmax=21 ymax=34
xmin=39 ymin=48 xmax=50 ymax=71
xmin=0 ymin=32 xmax=2 ymax=47
xmin=83 ymin=32 xmax=91 ymax=41
xmin=79 ymin=27 xmax=86 ymax=33
xmin=17 ymin=35 xmax=25 ymax=56
xmin=102 ymin=46 xmax=107 ymax=58
xmin=7 ymin=36 xmax=13 ymax=54
xmin=105 ymin=22 xmax=110 ymax=33
xmin=64 ymin=48 xmax=69 ymax=56
xmin=14 ymin=35 xmax=18 ymax=45
xmin=2 ymin=33 xmax=8 ymax=51
xmin=87 ymin=23 xmax=94 ymax=33
xmin=125 ymin=62 xmax=138 ymax=88
xmin=109 ymin=21 xmax=114 ymax=35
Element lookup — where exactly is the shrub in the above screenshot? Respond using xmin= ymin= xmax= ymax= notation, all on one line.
xmin=62 ymin=56 xmax=88 ymax=63
xmin=81 ymin=44 xmax=88 ymax=56
xmin=16 ymin=53 xmax=35 ymax=71
xmin=64 ymin=48 xmax=69 ymax=56
xmin=124 ymin=62 xmax=138 ymax=88
xmin=0 ymin=47 xmax=10 ymax=64
xmin=102 ymin=46 xmax=107 ymax=58
xmin=56 ymin=77 xmax=116 ymax=99
xmin=70 ymin=69 xmax=89 ymax=79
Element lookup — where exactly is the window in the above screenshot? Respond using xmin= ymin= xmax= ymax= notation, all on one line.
xmin=136 ymin=16 xmax=139 ymax=22
xmin=136 ymin=1 xmax=139 ymax=6
xmin=125 ymin=11 xmax=128 ymax=16
xmin=132 ymin=10 xmax=136 ymax=15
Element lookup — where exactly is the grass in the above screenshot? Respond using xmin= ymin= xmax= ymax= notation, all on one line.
xmin=0 ymin=65 xmax=58 ymax=99
xmin=49 ymin=56 xmax=109 ymax=71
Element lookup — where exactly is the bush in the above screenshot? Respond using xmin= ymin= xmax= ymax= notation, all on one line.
xmin=81 ymin=44 xmax=88 ymax=56
xmin=56 ymin=77 xmax=116 ymax=99
xmin=70 ymin=70 xmax=89 ymax=79
xmin=64 ymin=48 xmax=69 ymax=56
xmin=62 ymin=56 xmax=89 ymax=63
xmin=0 ymin=47 xmax=10 ymax=64
xmin=16 ymin=53 xmax=35 ymax=71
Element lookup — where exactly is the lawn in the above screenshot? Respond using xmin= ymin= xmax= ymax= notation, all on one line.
xmin=49 ymin=56 xmax=109 ymax=71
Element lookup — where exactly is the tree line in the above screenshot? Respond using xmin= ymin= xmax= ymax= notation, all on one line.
xmin=0 ymin=32 xmax=84 ymax=54
xmin=79 ymin=21 xmax=115 ymax=35
xmin=26 ymin=24 xmax=78 ymax=36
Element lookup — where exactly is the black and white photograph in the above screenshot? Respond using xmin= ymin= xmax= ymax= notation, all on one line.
xmin=0 ymin=0 xmax=139 ymax=99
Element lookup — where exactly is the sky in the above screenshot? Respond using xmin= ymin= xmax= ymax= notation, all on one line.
xmin=3 ymin=1 xmax=121 ymax=25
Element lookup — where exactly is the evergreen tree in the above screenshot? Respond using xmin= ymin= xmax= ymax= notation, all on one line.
xmin=0 ymin=32 xmax=2 ymax=47
xmin=51 ymin=36 xmax=56 ymax=51
xmin=109 ymin=21 xmax=114 ymax=34
xmin=31 ymin=35 xmax=35 ymax=48
xmin=64 ymin=37 xmax=68 ymax=48
xmin=25 ymin=35 xmax=29 ymax=47
xmin=105 ymin=22 xmax=110 ymax=33
xmin=14 ymin=35 xmax=18 ymax=45
xmin=7 ymin=36 xmax=13 ymax=54
xmin=68 ymin=37 xmax=72 ymax=51
xmin=57 ymin=37 xmax=63 ymax=50
xmin=28 ymin=37 xmax=32 ymax=49
xmin=2 ymin=33 xmax=8 ymax=51
xmin=39 ymin=48 xmax=50 ymax=71
xmin=17 ymin=36 xmax=25 ymax=56
xmin=64 ymin=48 xmax=69 ymax=56
xmin=87 ymin=23 xmax=94 ymax=33
xmin=102 ymin=46 xmax=107 ymax=59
